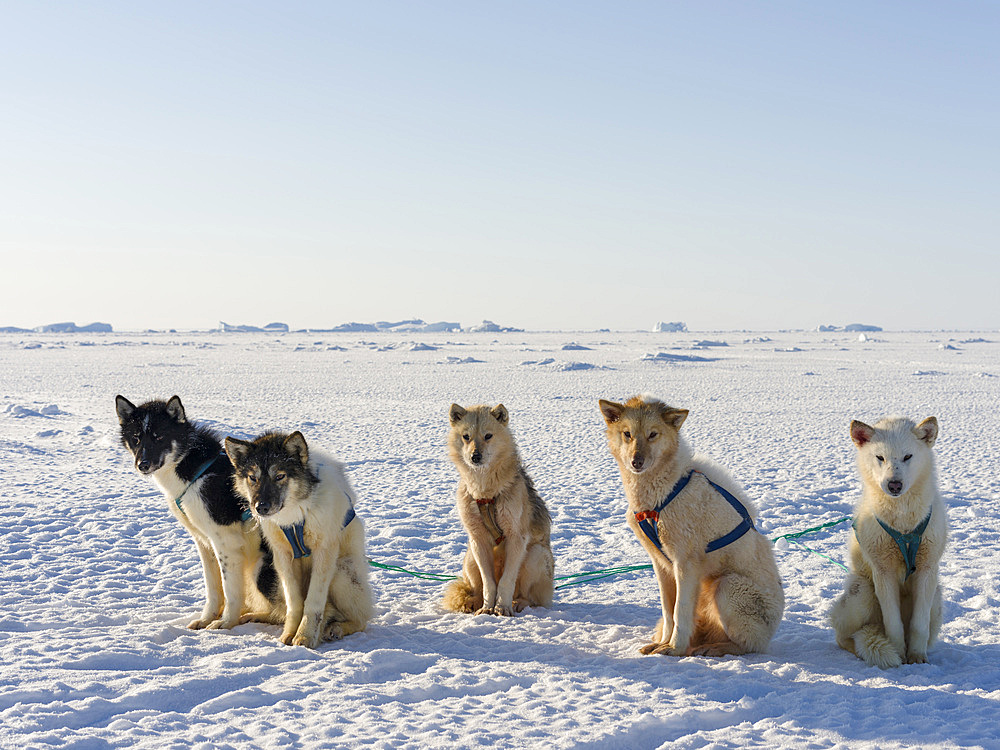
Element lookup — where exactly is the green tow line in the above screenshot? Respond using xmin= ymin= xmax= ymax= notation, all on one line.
xmin=769 ymin=516 xmax=852 ymax=572
xmin=367 ymin=560 xmax=458 ymax=582
xmin=366 ymin=516 xmax=854 ymax=586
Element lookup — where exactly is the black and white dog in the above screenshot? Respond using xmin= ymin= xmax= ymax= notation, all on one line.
xmin=116 ymin=395 xmax=283 ymax=630
xmin=225 ymin=430 xmax=374 ymax=648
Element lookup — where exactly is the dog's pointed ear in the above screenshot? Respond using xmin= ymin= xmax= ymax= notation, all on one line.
xmin=115 ymin=395 xmax=136 ymax=424
xmin=165 ymin=395 xmax=186 ymax=423
xmin=224 ymin=436 xmax=251 ymax=466
xmin=449 ymin=403 xmax=467 ymax=425
xmin=599 ymin=399 xmax=624 ymax=425
xmin=850 ymin=420 xmax=875 ymax=447
xmin=284 ymin=431 xmax=309 ymax=465
xmin=661 ymin=407 xmax=689 ymax=430
xmin=490 ymin=404 xmax=509 ymax=425
xmin=914 ymin=417 xmax=938 ymax=446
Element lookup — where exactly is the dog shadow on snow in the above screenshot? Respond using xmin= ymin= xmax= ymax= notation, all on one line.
xmin=349 ymin=602 xmax=1000 ymax=747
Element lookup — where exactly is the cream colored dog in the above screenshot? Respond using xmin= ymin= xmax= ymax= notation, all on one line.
xmin=830 ymin=416 xmax=946 ymax=668
xmin=600 ymin=396 xmax=784 ymax=657
xmin=442 ymin=404 xmax=554 ymax=616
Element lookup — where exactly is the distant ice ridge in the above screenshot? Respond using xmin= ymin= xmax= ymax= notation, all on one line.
xmin=817 ymin=323 xmax=882 ymax=332
xmin=464 ymin=320 xmax=524 ymax=333
xmin=520 ymin=358 xmax=608 ymax=371
xmin=218 ymin=319 xmax=468 ymax=333
xmin=641 ymin=351 xmax=716 ymax=363
xmin=693 ymin=340 xmax=728 ymax=348
xmin=652 ymin=321 xmax=687 ymax=332
xmin=219 ymin=321 xmax=290 ymax=333
xmin=0 ymin=321 xmax=113 ymax=333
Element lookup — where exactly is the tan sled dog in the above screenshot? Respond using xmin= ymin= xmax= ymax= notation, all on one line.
xmin=600 ymin=396 xmax=784 ymax=657
xmin=830 ymin=416 xmax=946 ymax=668
xmin=442 ymin=404 xmax=555 ymax=616
xmin=225 ymin=431 xmax=374 ymax=648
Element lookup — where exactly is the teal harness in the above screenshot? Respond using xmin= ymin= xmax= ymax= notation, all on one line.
xmin=280 ymin=497 xmax=357 ymax=560
xmin=173 ymin=454 xmax=253 ymax=523
xmin=856 ymin=509 xmax=932 ymax=580
xmin=634 ymin=470 xmax=756 ymax=562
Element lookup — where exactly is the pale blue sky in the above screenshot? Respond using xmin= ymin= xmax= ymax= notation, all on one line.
xmin=2 ymin=2 xmax=997 ymax=331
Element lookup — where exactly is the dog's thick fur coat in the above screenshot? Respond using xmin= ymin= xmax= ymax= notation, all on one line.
xmin=599 ymin=396 xmax=784 ymax=657
xmin=442 ymin=404 xmax=555 ymax=616
xmin=115 ymin=395 xmax=282 ymax=630
xmin=830 ymin=416 xmax=946 ymax=668
xmin=225 ymin=431 xmax=374 ymax=648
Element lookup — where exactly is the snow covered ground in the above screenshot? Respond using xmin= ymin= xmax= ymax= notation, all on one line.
xmin=1 ymin=330 xmax=998 ymax=749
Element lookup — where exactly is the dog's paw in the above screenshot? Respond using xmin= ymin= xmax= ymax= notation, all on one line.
xmin=492 ymin=604 xmax=514 ymax=617
xmin=279 ymin=630 xmax=297 ymax=646
xmin=906 ymin=650 xmax=928 ymax=664
xmin=292 ymin=632 xmax=320 ymax=649
xmin=187 ymin=616 xmax=214 ymax=630
xmin=205 ymin=616 xmax=239 ymax=630
xmin=473 ymin=606 xmax=493 ymax=616
xmin=639 ymin=642 xmax=674 ymax=655
xmin=323 ymin=622 xmax=344 ymax=641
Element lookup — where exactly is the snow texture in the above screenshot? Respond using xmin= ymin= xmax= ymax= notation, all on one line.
xmin=1 ymin=330 xmax=998 ymax=749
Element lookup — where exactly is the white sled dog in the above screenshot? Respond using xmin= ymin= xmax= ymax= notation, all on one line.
xmin=830 ymin=416 xmax=946 ymax=668
xmin=599 ymin=396 xmax=784 ymax=657
xmin=115 ymin=395 xmax=283 ymax=630
xmin=442 ymin=404 xmax=555 ymax=616
xmin=225 ymin=431 xmax=374 ymax=648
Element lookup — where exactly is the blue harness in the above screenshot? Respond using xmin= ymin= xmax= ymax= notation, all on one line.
xmin=280 ymin=496 xmax=357 ymax=560
xmin=856 ymin=509 xmax=932 ymax=580
xmin=173 ymin=454 xmax=253 ymax=523
xmin=634 ymin=470 xmax=756 ymax=561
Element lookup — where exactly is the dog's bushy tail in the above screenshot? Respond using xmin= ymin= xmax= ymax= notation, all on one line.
xmin=442 ymin=577 xmax=476 ymax=613
xmin=853 ymin=624 xmax=903 ymax=669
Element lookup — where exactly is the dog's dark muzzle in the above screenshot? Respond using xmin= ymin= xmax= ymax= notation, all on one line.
xmin=135 ymin=450 xmax=161 ymax=475
xmin=252 ymin=486 xmax=284 ymax=517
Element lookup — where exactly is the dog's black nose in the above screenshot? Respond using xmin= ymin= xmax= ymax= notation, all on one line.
xmin=471 ymin=451 xmax=482 ymax=464
xmin=631 ymin=455 xmax=644 ymax=471
xmin=887 ymin=480 xmax=903 ymax=495
xmin=137 ymin=459 xmax=151 ymax=473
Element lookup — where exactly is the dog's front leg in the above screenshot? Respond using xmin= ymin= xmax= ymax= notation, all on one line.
xmin=641 ymin=558 xmax=677 ymax=654
xmin=906 ymin=567 xmax=938 ymax=663
xmin=872 ymin=569 xmax=906 ymax=658
xmin=293 ymin=543 xmax=340 ymax=648
xmin=493 ymin=534 xmax=528 ymax=617
xmin=469 ymin=532 xmax=498 ymax=615
xmin=666 ymin=561 xmax=699 ymax=656
xmin=189 ymin=539 xmax=224 ymax=629
xmin=206 ymin=537 xmax=247 ymax=630
xmin=272 ymin=549 xmax=304 ymax=645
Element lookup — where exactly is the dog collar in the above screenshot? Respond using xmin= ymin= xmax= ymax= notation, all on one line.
xmin=173 ymin=453 xmax=252 ymax=522
xmin=279 ymin=496 xmax=357 ymax=560
xmin=475 ymin=498 xmax=505 ymax=546
xmin=634 ymin=470 xmax=756 ymax=560
xmin=872 ymin=509 xmax=932 ymax=580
